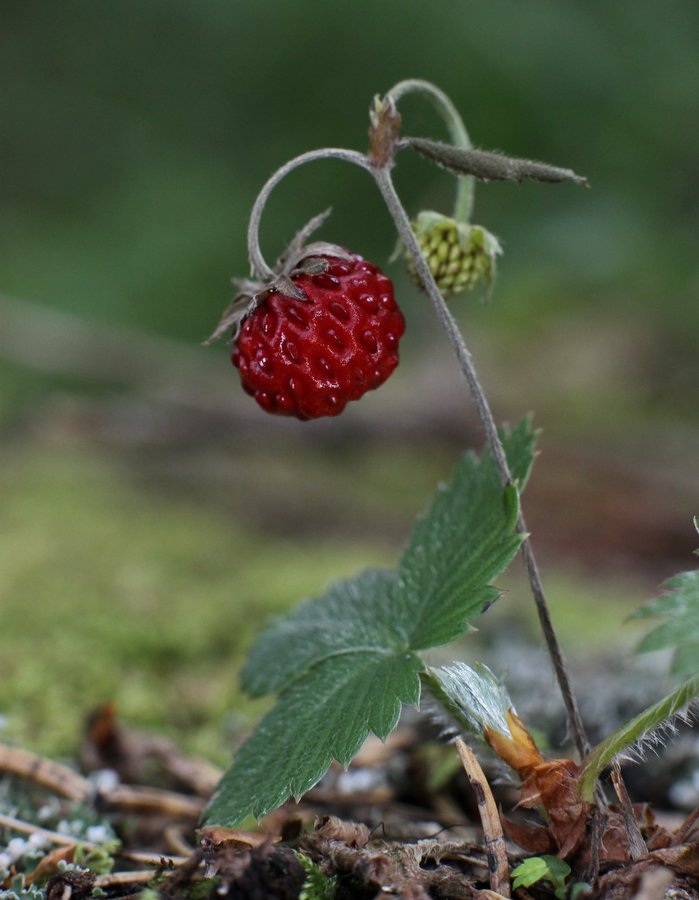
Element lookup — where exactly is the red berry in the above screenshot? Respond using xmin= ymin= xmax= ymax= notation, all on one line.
xmin=232 ymin=254 xmax=405 ymax=420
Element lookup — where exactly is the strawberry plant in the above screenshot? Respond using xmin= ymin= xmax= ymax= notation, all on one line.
xmin=205 ymin=80 xmax=699 ymax=892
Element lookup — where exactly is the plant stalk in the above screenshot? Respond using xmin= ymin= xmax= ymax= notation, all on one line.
xmin=247 ymin=148 xmax=372 ymax=281
xmin=387 ymin=78 xmax=474 ymax=223
xmin=371 ymin=162 xmax=590 ymax=758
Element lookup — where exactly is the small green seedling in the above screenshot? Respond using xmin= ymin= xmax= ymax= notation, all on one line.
xmin=293 ymin=852 xmax=337 ymax=900
xmin=512 ymin=856 xmax=592 ymax=898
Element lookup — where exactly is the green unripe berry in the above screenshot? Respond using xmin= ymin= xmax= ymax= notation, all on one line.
xmin=406 ymin=211 xmax=502 ymax=299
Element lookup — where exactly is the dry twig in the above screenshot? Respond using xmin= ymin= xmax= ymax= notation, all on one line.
xmin=455 ymin=739 xmax=510 ymax=898
xmin=611 ymin=763 xmax=648 ymax=860
xmin=101 ymin=784 xmax=204 ymax=818
xmin=0 ymin=746 xmax=92 ymax=803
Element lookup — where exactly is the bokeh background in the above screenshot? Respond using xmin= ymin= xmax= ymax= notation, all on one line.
xmin=1 ymin=1 xmax=698 ymax=762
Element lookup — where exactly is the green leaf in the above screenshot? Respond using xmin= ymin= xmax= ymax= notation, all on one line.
xmin=579 ymin=674 xmax=699 ymax=802
xmin=426 ymin=662 xmax=513 ymax=737
xmin=631 ymin=568 xmax=699 ymax=677
xmin=244 ymin=420 xmax=536 ymax=697
xmin=241 ymin=568 xmax=402 ymax=697
xmin=205 ymin=419 xmax=537 ymax=826
xmin=205 ymin=650 xmax=422 ymax=824
xmin=400 ymin=418 xmax=535 ymax=650
xmin=294 ymin=851 xmax=337 ymax=900
xmin=399 ymin=477 xmax=519 ymax=651
xmin=511 ymin=856 xmax=571 ymax=892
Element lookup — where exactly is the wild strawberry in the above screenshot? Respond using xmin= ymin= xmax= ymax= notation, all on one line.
xmin=231 ymin=253 xmax=405 ymax=420
xmin=407 ymin=211 xmax=502 ymax=298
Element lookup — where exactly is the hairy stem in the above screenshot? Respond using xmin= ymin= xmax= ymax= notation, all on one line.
xmin=247 ymin=148 xmax=372 ymax=281
xmin=371 ymin=163 xmax=590 ymax=758
xmin=386 ymin=78 xmax=474 ymax=223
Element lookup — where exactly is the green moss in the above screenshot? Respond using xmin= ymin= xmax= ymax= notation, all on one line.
xmin=0 ymin=447 xmax=389 ymax=762
xmin=0 ymin=439 xmax=647 ymax=766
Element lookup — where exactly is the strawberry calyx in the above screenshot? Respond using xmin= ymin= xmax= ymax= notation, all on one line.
xmin=206 ymin=211 xmax=354 ymax=345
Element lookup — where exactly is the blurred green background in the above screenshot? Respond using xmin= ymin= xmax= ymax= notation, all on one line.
xmin=1 ymin=1 xmax=698 ymax=761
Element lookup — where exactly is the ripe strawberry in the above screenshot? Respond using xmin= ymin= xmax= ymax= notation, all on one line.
xmin=231 ymin=253 xmax=405 ymax=420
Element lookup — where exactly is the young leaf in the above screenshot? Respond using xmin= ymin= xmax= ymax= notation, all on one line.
xmin=294 ymin=851 xmax=337 ymax=900
xmin=631 ymin=568 xmax=699 ymax=677
xmin=425 ymin=664 xmax=546 ymax=781
xmin=426 ymin=662 xmax=513 ymax=738
xmin=511 ymin=856 xmax=571 ymax=895
xmin=204 ymin=419 xmax=536 ymax=826
xmin=578 ymin=674 xmax=699 ymax=802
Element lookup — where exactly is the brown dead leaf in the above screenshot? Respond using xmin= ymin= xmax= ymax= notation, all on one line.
xmin=675 ymin=808 xmax=699 ymax=844
xmin=596 ymin=856 xmax=686 ymax=900
xmin=314 ymin=839 xmax=397 ymax=887
xmin=314 ymin=815 xmax=371 ymax=848
xmin=24 ymin=845 xmax=77 ymax=885
xmin=199 ymin=826 xmax=276 ymax=851
xmin=519 ymin=758 xmax=592 ymax=859
xmin=501 ymin=815 xmax=556 ymax=855
xmin=484 ymin=710 xmax=544 ymax=779
xmin=396 ymin=884 xmax=432 ymax=900
xmin=648 ymin=842 xmax=699 ymax=877
xmin=593 ymin=809 xmax=633 ymax=866
xmin=199 ymin=828 xmax=277 ymax=879
xmin=209 ymin=842 xmax=306 ymax=899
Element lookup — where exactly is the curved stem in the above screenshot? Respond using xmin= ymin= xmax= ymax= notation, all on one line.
xmin=386 ymin=78 xmax=474 ymax=223
xmin=371 ymin=163 xmax=590 ymax=758
xmin=247 ymin=148 xmax=372 ymax=281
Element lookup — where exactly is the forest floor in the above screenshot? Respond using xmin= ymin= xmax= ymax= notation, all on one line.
xmin=1 ymin=388 xmax=698 ymax=898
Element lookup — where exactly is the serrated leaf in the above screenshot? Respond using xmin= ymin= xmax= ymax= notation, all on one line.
xmin=631 ymin=569 xmax=699 ymax=677
xmin=242 ymin=568 xmax=402 ymax=697
xmin=400 ymin=479 xmax=521 ymax=649
xmin=427 ymin=662 xmax=513 ymax=737
xmin=578 ymin=673 xmax=699 ymax=802
xmin=205 ymin=419 xmax=537 ymax=825
xmin=244 ymin=420 xmax=535 ymax=698
xmin=399 ymin=419 xmax=534 ymax=649
xmin=205 ymin=650 xmax=422 ymax=824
